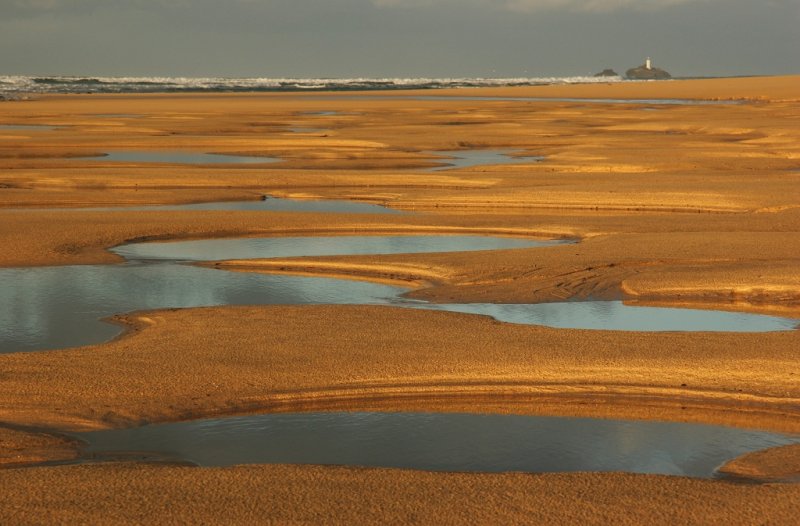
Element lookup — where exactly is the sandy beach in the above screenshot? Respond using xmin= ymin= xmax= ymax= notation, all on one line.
xmin=2 ymin=464 xmax=800 ymax=525
xmin=1 ymin=76 xmax=799 ymax=523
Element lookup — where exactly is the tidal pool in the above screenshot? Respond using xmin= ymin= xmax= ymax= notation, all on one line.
xmin=429 ymin=149 xmax=543 ymax=171
xmin=319 ymin=95 xmax=742 ymax=105
xmin=110 ymin=234 xmax=553 ymax=261
xmin=288 ymin=127 xmax=326 ymax=133
xmin=74 ymin=412 xmax=798 ymax=478
xmin=0 ymin=124 xmax=57 ymax=130
xmin=410 ymin=96 xmax=742 ymax=105
xmin=0 ymin=262 xmax=405 ymax=353
xmin=80 ymin=151 xmax=279 ymax=164
xmin=0 ymin=235 xmax=559 ymax=353
xmin=418 ymin=301 xmax=798 ymax=333
xmin=1 ymin=234 xmax=797 ymax=353
xmin=40 ymin=196 xmax=405 ymax=215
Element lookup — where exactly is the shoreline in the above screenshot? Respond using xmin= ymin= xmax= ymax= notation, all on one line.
xmin=3 ymin=74 xmax=799 ymax=101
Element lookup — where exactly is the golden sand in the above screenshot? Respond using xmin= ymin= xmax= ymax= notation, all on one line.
xmin=1 ymin=76 xmax=799 ymax=522
xmin=1 ymin=463 xmax=799 ymax=525
xmin=2 ymin=305 xmax=799 ymax=433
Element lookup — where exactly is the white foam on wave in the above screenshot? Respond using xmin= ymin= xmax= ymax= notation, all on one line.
xmin=0 ymin=75 xmax=624 ymax=95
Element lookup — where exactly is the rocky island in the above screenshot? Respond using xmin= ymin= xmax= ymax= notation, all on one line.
xmin=626 ymin=57 xmax=671 ymax=80
xmin=594 ymin=68 xmax=620 ymax=77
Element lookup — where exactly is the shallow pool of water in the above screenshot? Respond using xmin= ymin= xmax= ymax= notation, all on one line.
xmin=42 ymin=196 xmax=405 ymax=215
xmin=412 ymin=96 xmax=742 ymax=105
xmin=289 ymin=127 xmax=326 ymax=133
xmin=0 ymin=262 xmax=406 ymax=353
xmin=80 ymin=151 xmax=279 ymax=164
xmin=1 ymin=233 xmax=797 ymax=353
xmin=330 ymin=95 xmax=742 ymax=105
xmin=429 ymin=149 xmax=543 ymax=171
xmin=0 ymin=124 xmax=57 ymax=130
xmin=74 ymin=412 xmax=797 ymax=477
xmin=111 ymin=234 xmax=553 ymax=261
xmin=419 ymin=301 xmax=798 ymax=333
xmin=0 ymin=235 xmax=559 ymax=353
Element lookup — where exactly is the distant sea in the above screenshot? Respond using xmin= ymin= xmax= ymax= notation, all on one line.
xmin=0 ymin=75 xmax=623 ymax=97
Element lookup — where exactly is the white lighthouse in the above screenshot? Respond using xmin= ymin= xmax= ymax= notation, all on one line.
xmin=645 ymin=57 xmax=652 ymax=70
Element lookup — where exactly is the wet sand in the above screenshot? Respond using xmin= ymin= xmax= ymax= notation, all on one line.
xmin=720 ymin=444 xmax=800 ymax=482
xmin=1 ymin=76 xmax=799 ymax=522
xmin=0 ymin=427 xmax=79 ymax=468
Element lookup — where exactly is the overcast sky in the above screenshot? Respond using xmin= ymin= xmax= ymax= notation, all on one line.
xmin=1 ymin=0 xmax=798 ymax=78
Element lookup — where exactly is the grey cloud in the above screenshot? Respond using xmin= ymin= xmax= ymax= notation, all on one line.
xmin=2 ymin=0 xmax=109 ymax=18
xmin=1 ymin=0 xmax=797 ymax=77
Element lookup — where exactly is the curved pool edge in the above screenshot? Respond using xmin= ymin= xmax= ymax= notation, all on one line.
xmin=67 ymin=410 xmax=800 ymax=478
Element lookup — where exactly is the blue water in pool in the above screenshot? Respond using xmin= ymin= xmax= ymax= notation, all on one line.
xmin=0 ymin=234 xmax=795 ymax=354
xmin=0 ymin=124 xmax=57 ymax=130
xmin=75 ymin=411 xmax=798 ymax=478
xmin=319 ymin=95 xmax=742 ymax=106
xmin=31 ymin=196 xmax=406 ymax=215
xmin=79 ymin=151 xmax=279 ymax=164
xmin=0 ymin=235 xmax=561 ymax=353
xmin=428 ymin=150 xmax=543 ymax=171
xmin=109 ymin=234 xmax=554 ymax=261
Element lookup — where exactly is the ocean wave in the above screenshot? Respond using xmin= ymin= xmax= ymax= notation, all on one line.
xmin=0 ymin=75 xmax=624 ymax=96
xmin=33 ymin=77 xmax=105 ymax=85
